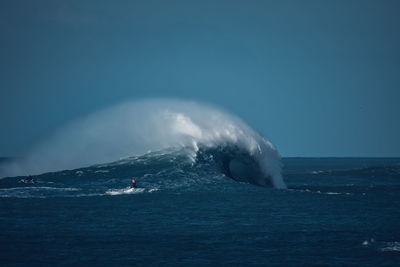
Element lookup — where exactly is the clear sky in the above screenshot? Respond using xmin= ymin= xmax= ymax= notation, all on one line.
xmin=1 ymin=0 xmax=399 ymax=157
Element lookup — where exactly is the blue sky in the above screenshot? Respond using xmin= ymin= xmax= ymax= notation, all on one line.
xmin=1 ymin=0 xmax=399 ymax=157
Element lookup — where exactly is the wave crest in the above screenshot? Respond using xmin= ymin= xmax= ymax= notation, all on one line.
xmin=1 ymin=99 xmax=286 ymax=188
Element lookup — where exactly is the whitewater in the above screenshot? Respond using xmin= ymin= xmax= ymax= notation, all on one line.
xmin=0 ymin=99 xmax=286 ymax=189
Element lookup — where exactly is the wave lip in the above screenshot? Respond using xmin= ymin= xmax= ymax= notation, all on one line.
xmin=1 ymin=99 xmax=286 ymax=189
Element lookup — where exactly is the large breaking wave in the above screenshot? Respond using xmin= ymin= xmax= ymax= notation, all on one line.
xmin=0 ymin=99 xmax=286 ymax=189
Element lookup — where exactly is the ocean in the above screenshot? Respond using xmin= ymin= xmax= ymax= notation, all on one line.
xmin=0 ymin=101 xmax=399 ymax=265
xmin=0 ymin=155 xmax=399 ymax=266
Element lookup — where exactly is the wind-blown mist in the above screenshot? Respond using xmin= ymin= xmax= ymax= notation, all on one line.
xmin=1 ymin=99 xmax=286 ymax=188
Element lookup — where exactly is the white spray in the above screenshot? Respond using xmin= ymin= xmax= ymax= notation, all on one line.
xmin=1 ymin=99 xmax=286 ymax=188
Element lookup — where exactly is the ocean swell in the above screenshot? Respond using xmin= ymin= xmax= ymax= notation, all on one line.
xmin=0 ymin=99 xmax=286 ymax=189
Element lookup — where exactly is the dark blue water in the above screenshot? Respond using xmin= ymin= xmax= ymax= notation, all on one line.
xmin=1 ymin=156 xmax=399 ymax=266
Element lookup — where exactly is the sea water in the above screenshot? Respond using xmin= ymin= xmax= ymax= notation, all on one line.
xmin=0 ymin=100 xmax=398 ymax=265
xmin=0 ymin=157 xmax=399 ymax=266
